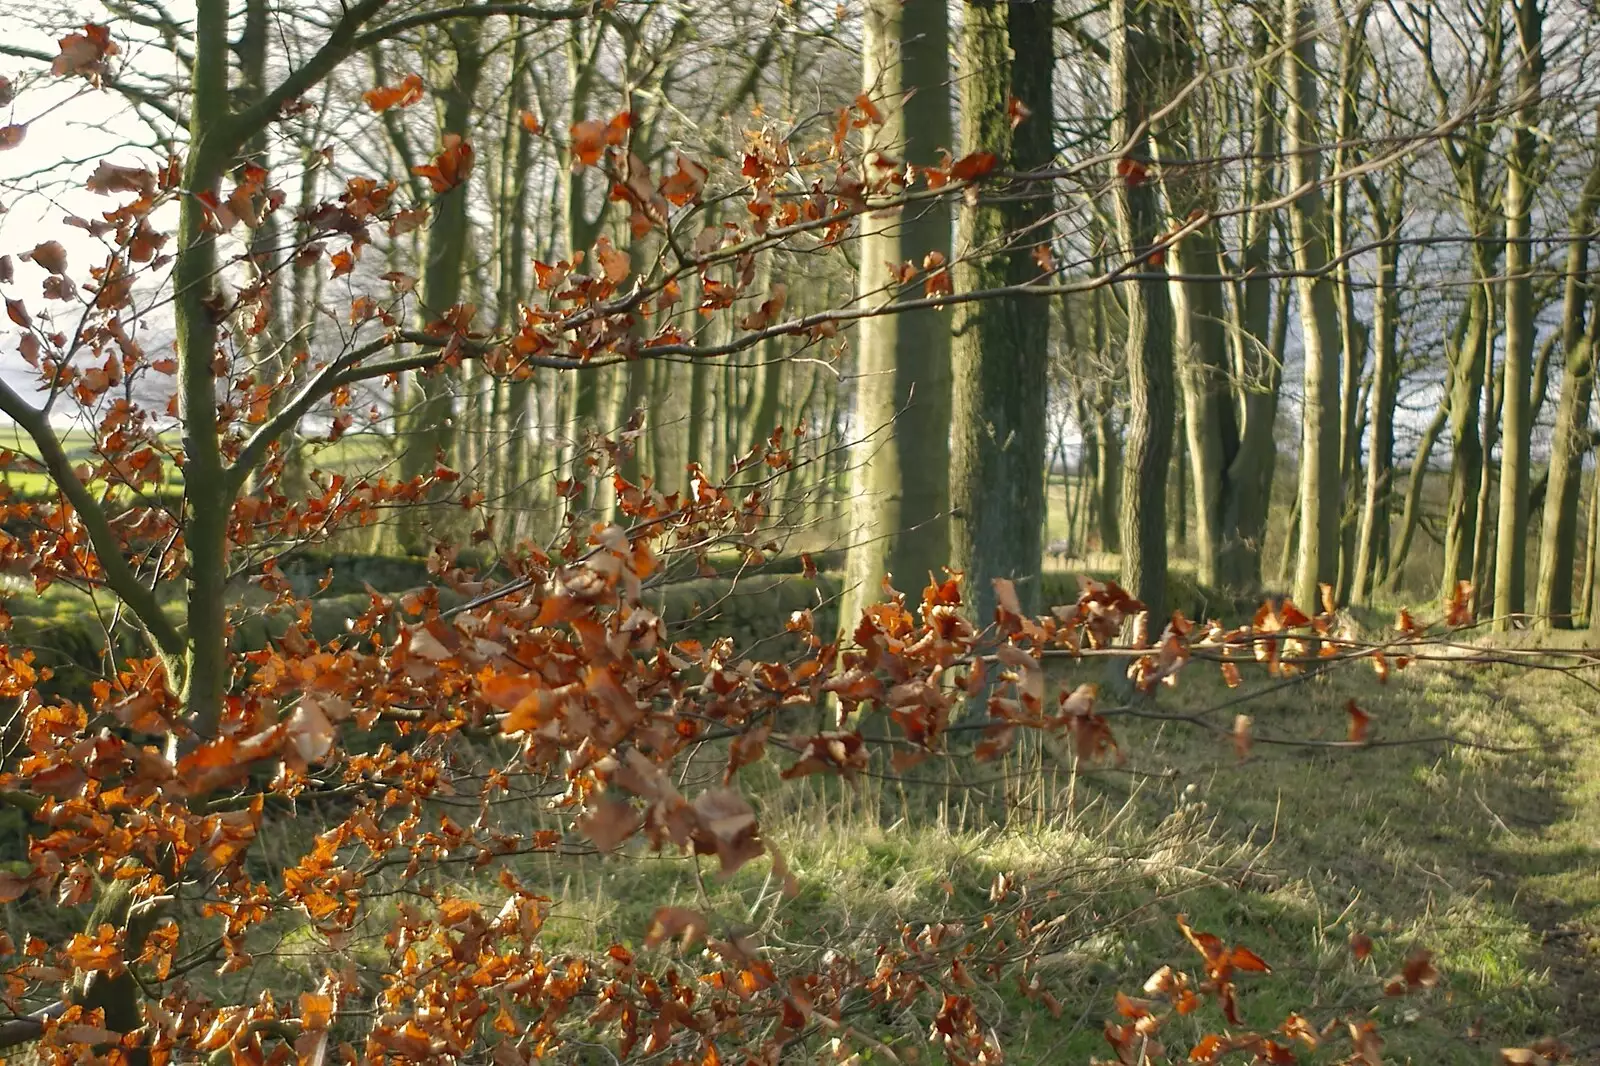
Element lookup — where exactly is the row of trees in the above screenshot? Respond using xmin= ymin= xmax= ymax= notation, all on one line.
xmin=0 ymin=0 xmax=1597 ymax=1063
xmin=11 ymin=0 xmax=1592 ymax=639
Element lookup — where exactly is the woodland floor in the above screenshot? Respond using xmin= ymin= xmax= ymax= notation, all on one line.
xmin=458 ymin=614 xmax=1600 ymax=1064
xmin=1024 ymin=620 xmax=1600 ymax=1063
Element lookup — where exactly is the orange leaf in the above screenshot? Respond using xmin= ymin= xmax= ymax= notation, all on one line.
xmin=570 ymin=118 xmax=607 ymax=166
xmin=363 ymin=73 xmax=425 ymax=112
xmin=949 ymin=151 xmax=997 ymax=181
xmin=1346 ymin=699 xmax=1371 ymax=744
xmin=1231 ymin=714 xmax=1251 ymax=761
xmin=660 ymin=155 xmax=709 ymax=206
xmin=1007 ymin=95 xmax=1032 ymax=128
xmin=594 ymin=235 xmax=630 ymax=284
xmin=412 ymin=133 xmax=474 ymax=194
xmin=852 ymin=92 xmax=884 ymax=127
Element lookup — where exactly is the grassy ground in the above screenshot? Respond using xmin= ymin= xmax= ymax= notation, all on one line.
xmin=257 ymin=620 xmax=1593 ymax=1063
xmin=4 ymin=460 xmax=1597 ymax=1061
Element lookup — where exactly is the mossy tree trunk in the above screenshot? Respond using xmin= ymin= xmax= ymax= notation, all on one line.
xmin=838 ymin=0 xmax=953 ymax=631
xmin=950 ymin=0 xmax=1053 ymax=621
xmin=1350 ymin=172 xmax=1405 ymax=605
xmin=1533 ymin=123 xmax=1600 ymax=626
xmin=1493 ymin=0 xmax=1543 ymax=629
xmin=398 ymin=18 xmax=482 ymax=553
xmin=1218 ymin=14 xmax=1283 ymax=593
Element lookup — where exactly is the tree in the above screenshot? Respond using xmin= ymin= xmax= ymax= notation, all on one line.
xmin=1533 ymin=127 xmax=1600 ymax=627
xmin=949 ymin=0 xmax=1054 ymax=622
xmin=838 ymin=0 xmax=954 ymax=628
xmin=1284 ymin=0 xmax=1343 ymax=612
xmin=1492 ymin=0 xmax=1543 ymax=629
xmin=1110 ymin=0 xmax=1177 ymax=623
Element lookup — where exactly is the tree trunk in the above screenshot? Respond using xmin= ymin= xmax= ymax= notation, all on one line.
xmin=1385 ymin=396 xmax=1448 ymax=595
xmin=1582 ymin=468 xmax=1600 ymax=622
xmin=1157 ymin=42 xmax=1233 ymax=587
xmin=1532 ymin=118 xmax=1599 ymax=626
xmin=1332 ymin=1 xmax=1371 ymax=604
xmin=839 ymin=0 xmax=954 ymax=629
xmin=1285 ymin=0 xmax=1343 ymax=610
xmin=1473 ymin=350 xmax=1504 ymax=614
xmin=399 ymin=20 xmax=482 ymax=553
xmin=1350 ymin=178 xmax=1404 ymax=605
xmin=1493 ymin=0 xmax=1543 ymax=628
xmin=1112 ymin=0 xmax=1176 ymax=623
xmin=950 ymin=0 xmax=1053 ymax=621
xmin=1217 ymin=30 xmax=1282 ymax=593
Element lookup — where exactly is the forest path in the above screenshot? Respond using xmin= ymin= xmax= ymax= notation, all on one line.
xmin=1039 ymin=629 xmax=1600 ymax=1062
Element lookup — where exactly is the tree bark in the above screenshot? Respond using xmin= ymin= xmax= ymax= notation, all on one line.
xmin=1386 ymin=395 xmax=1448 ymax=594
xmin=398 ymin=19 xmax=482 ymax=553
xmin=839 ymin=0 xmax=954 ymax=628
xmin=1111 ymin=0 xmax=1176 ymax=622
xmin=1493 ymin=0 xmax=1543 ymax=628
xmin=1285 ymin=0 xmax=1344 ymax=610
xmin=1217 ymin=29 xmax=1283 ymax=593
xmin=950 ymin=0 xmax=1053 ymax=621
xmin=1350 ymin=176 xmax=1405 ymax=605
xmin=1532 ymin=127 xmax=1600 ymax=627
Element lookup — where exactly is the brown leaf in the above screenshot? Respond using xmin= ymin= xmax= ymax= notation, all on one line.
xmin=0 ymin=871 xmax=30 ymax=903
xmin=949 ymin=151 xmax=997 ymax=181
xmin=23 ymin=241 xmax=68 ymax=275
xmin=736 ymin=283 xmax=787 ymax=331
xmin=852 ymin=92 xmax=884 ymax=126
xmin=660 ymin=155 xmax=708 ymax=206
xmin=1346 ymin=699 xmax=1371 ymax=745
xmin=576 ymin=798 xmax=641 ymax=851
xmin=1007 ymin=95 xmax=1032 ymax=128
xmin=412 ymin=133 xmax=474 ymax=194
xmin=1231 ymin=714 xmax=1252 ymax=761
xmin=594 ymin=235 xmax=630 ymax=284
xmin=363 ymin=73 xmax=425 ymax=112
xmin=51 ymin=23 xmax=118 ymax=79
xmin=644 ymin=907 xmax=708 ymax=951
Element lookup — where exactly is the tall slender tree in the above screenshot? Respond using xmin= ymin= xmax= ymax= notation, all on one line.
xmin=1111 ymin=0 xmax=1177 ymax=623
xmin=397 ymin=16 xmax=483 ymax=552
xmin=1534 ymin=124 xmax=1600 ymax=626
xmin=1493 ymin=0 xmax=1544 ymax=628
xmin=1284 ymin=0 xmax=1343 ymax=610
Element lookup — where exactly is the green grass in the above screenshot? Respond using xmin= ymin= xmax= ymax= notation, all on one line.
xmin=197 ymin=633 xmax=1595 ymax=1065
xmin=403 ymin=620 xmax=1599 ymax=1064
xmin=3 ymin=456 xmax=1597 ymax=1061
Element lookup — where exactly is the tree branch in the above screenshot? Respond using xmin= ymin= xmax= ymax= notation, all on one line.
xmin=0 ymin=381 xmax=185 ymax=662
xmin=0 ymin=43 xmax=185 ymax=126
xmin=0 ymin=1001 xmax=63 ymax=1050
xmin=352 ymin=2 xmax=602 ymax=50
xmin=224 ymin=332 xmax=619 ymax=493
